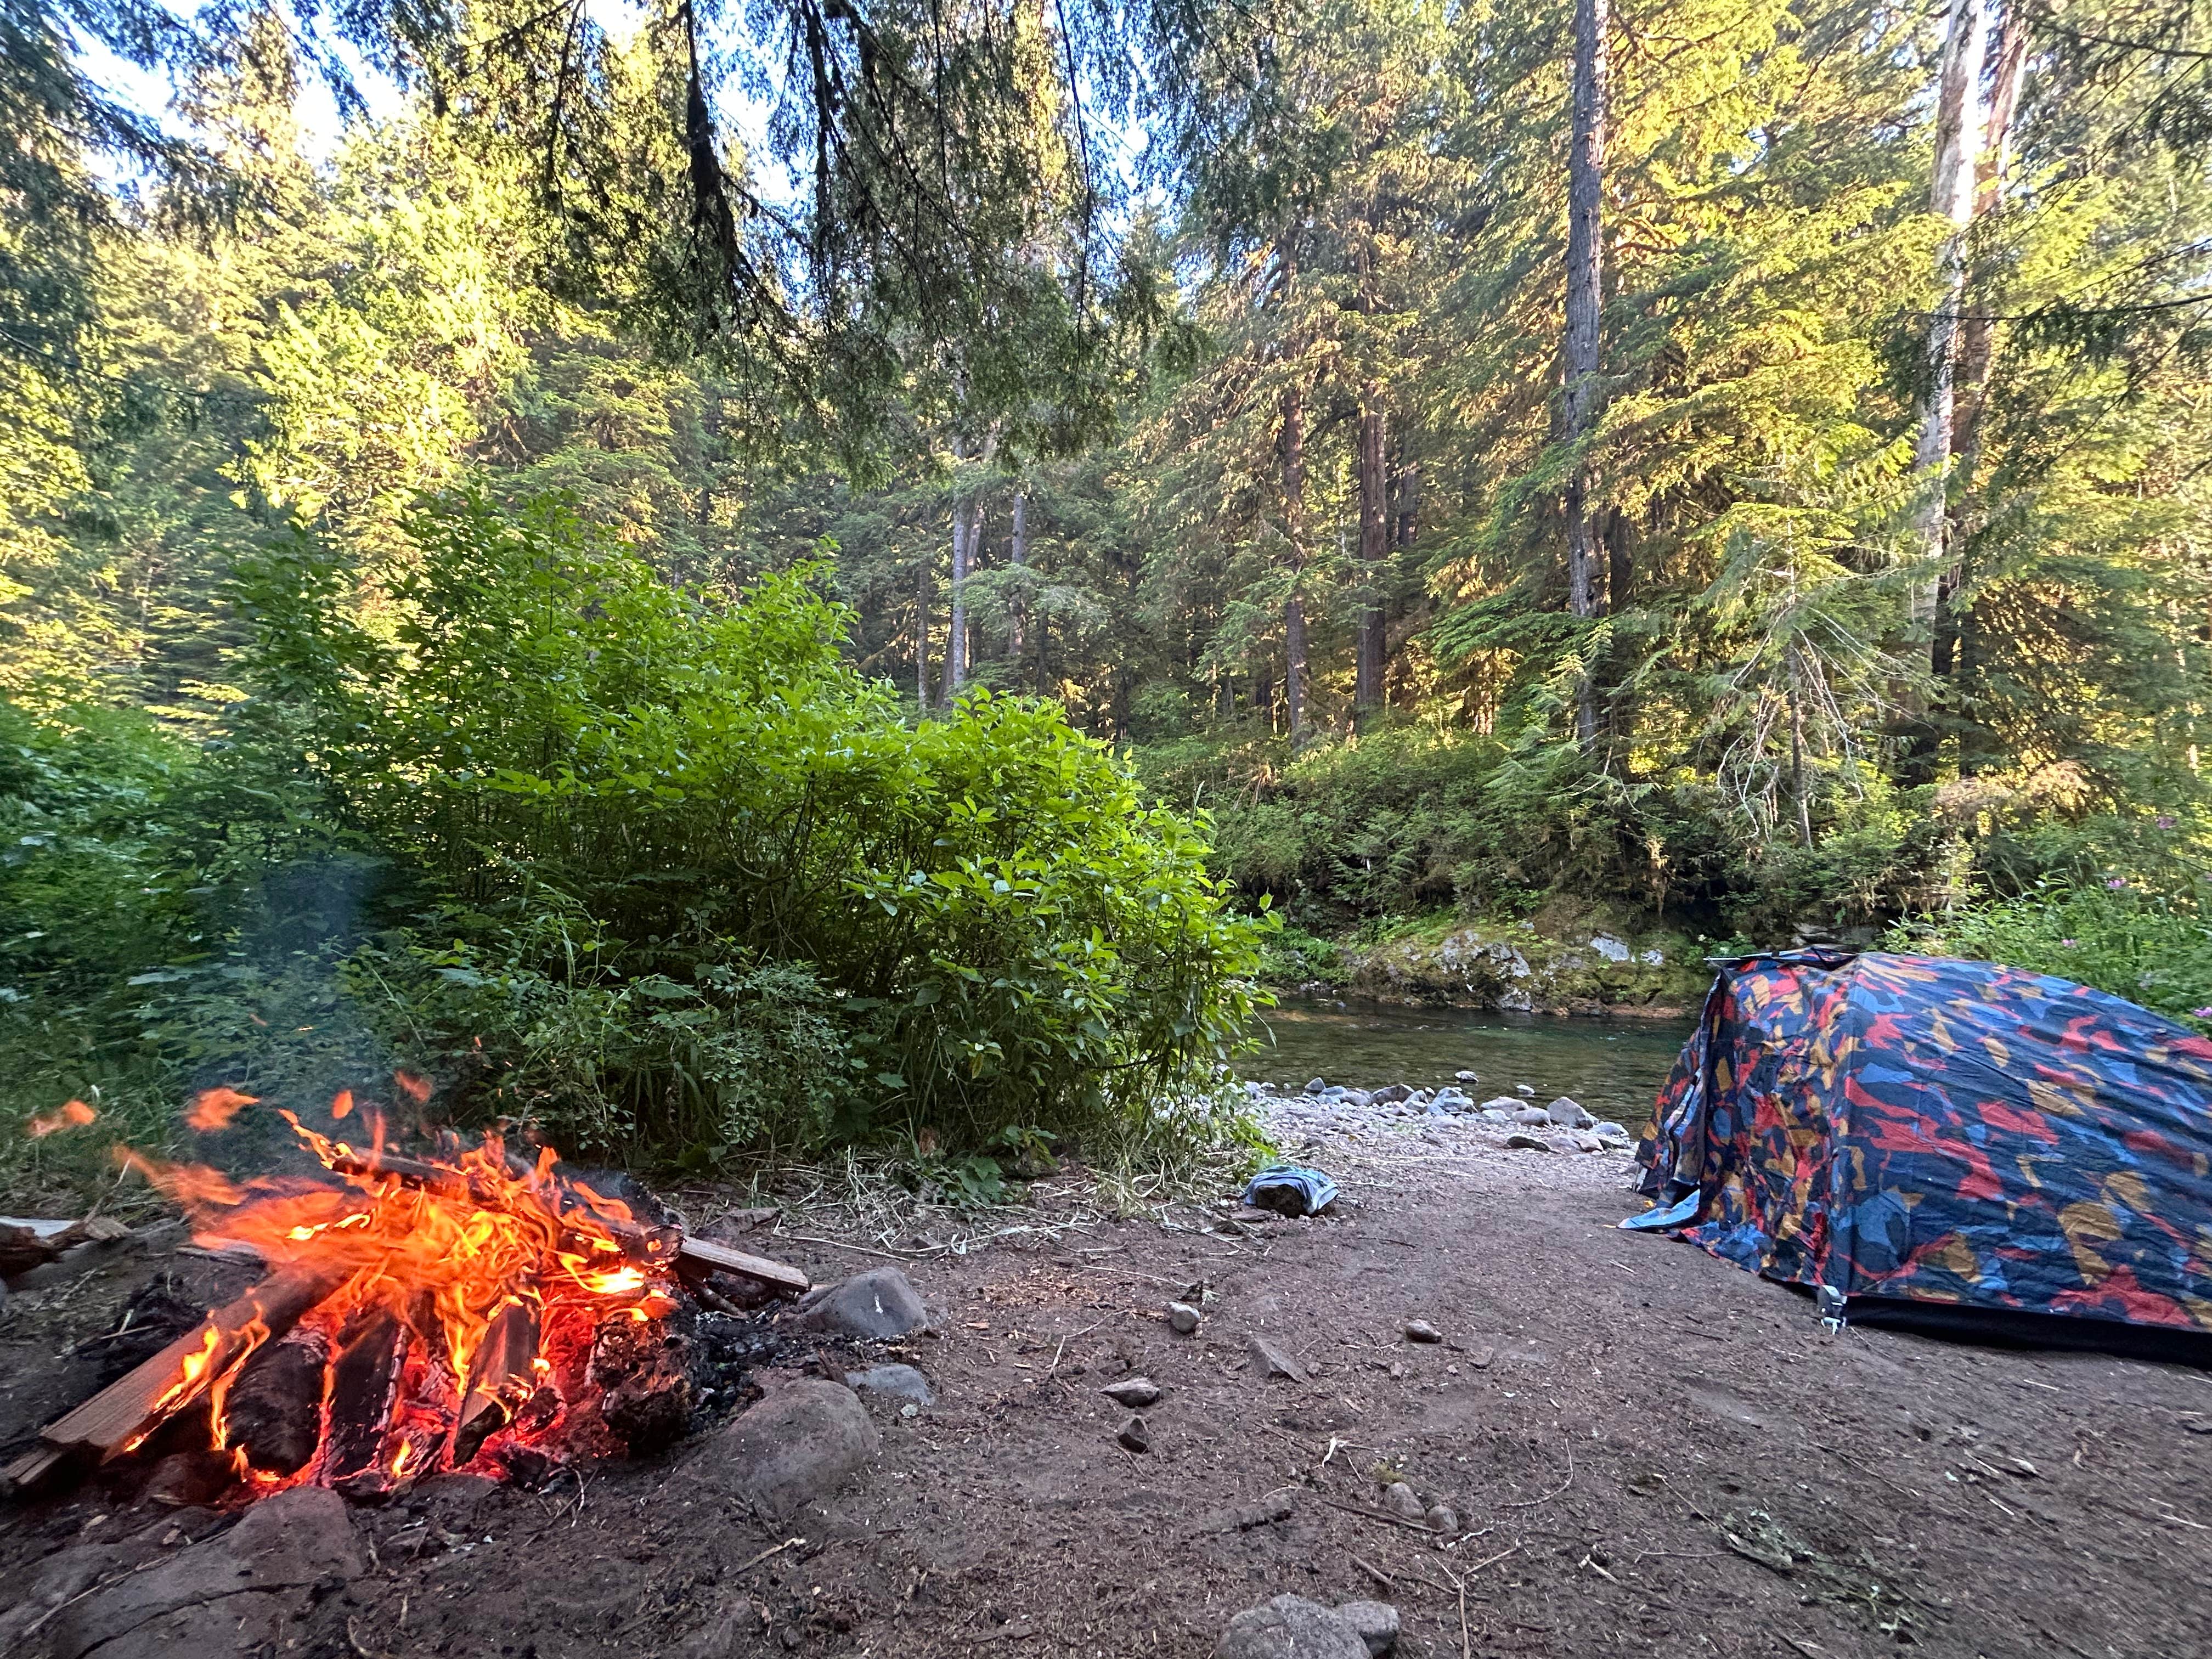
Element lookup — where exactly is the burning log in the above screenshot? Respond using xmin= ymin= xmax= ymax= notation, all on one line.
xmin=221 ymin=1329 xmax=330 ymax=1477
xmin=324 ymin=1310 xmax=410 ymax=1498
xmin=452 ymin=1292 xmax=540 ymax=1465
xmin=328 ymin=1149 xmax=809 ymax=1297
xmin=3 ymin=1265 xmax=341 ymax=1493
xmin=589 ymin=1313 xmax=694 ymax=1454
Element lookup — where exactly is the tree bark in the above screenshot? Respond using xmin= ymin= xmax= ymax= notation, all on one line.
xmin=1355 ymin=388 xmax=1388 ymax=718
xmin=947 ymin=498 xmax=973 ymax=699
xmin=1007 ymin=488 xmax=1029 ymax=665
xmin=1911 ymin=0 xmax=1990 ymax=591
xmin=1936 ymin=0 xmax=2029 ymax=766
xmin=1563 ymin=0 xmax=1610 ymax=751
xmin=1280 ymin=381 xmax=1310 ymax=744
xmin=915 ymin=559 xmax=932 ymax=710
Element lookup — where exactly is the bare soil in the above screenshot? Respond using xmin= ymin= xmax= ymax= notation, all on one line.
xmin=5 ymin=1104 xmax=2211 ymax=1658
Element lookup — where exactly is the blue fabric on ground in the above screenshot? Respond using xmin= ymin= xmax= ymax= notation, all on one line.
xmin=1243 ymin=1164 xmax=1341 ymax=1216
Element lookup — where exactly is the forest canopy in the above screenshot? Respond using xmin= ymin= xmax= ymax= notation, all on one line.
xmin=7 ymin=0 xmax=2212 ymax=1188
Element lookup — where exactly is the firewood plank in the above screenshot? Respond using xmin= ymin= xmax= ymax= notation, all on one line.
xmin=453 ymin=1293 xmax=540 ymax=1464
xmin=4 ymin=1263 xmax=341 ymax=1491
xmin=674 ymin=1235 xmax=810 ymax=1296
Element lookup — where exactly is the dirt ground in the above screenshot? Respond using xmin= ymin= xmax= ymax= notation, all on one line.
xmin=5 ymin=1101 xmax=2211 ymax=1659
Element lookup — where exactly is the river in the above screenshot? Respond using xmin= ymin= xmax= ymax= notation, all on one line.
xmin=1238 ymin=995 xmax=1697 ymax=1127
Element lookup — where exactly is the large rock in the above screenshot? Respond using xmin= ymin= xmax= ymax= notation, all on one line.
xmin=1546 ymin=1096 xmax=1595 ymax=1128
xmin=694 ymin=1380 xmax=879 ymax=1517
xmin=798 ymin=1266 xmax=929 ymax=1339
xmin=845 ymin=1363 xmax=934 ymax=1406
xmin=1369 ymin=1084 xmax=1412 ymax=1105
xmin=1215 ymin=1595 xmax=1398 ymax=1659
xmin=42 ymin=1486 xmax=362 ymax=1659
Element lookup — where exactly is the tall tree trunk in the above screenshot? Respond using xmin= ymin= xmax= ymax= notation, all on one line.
xmin=1563 ymin=0 xmax=1610 ymax=751
xmin=947 ymin=499 xmax=973 ymax=699
xmin=1912 ymin=0 xmax=1990 ymax=591
xmin=1392 ymin=449 xmax=1419 ymax=551
xmin=1280 ymin=382 xmax=1310 ymax=744
xmin=915 ymin=560 xmax=932 ymax=711
xmin=1936 ymin=0 xmax=2029 ymax=773
xmin=1355 ymin=387 xmax=1387 ymax=717
xmin=1007 ymin=489 xmax=1028 ymax=665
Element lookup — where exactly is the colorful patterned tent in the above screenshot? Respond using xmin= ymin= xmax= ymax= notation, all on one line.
xmin=1626 ymin=950 xmax=2212 ymax=1355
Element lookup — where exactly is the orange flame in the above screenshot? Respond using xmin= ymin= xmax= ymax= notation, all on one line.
xmin=331 ymin=1089 xmax=353 ymax=1121
xmin=26 ymin=1098 xmax=97 ymax=1137
xmin=117 ymin=1110 xmax=681 ymax=1499
xmin=393 ymin=1069 xmax=432 ymax=1106
xmin=186 ymin=1086 xmax=259 ymax=1132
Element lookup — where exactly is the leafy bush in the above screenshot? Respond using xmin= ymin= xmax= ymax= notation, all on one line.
xmin=1892 ymin=879 xmax=2212 ymax=1029
xmin=222 ymin=490 xmax=1271 ymax=1160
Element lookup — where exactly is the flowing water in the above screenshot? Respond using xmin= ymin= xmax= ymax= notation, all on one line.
xmin=1237 ymin=995 xmax=1697 ymax=1127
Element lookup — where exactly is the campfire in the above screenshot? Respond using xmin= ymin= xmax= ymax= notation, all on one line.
xmin=4 ymin=1090 xmax=806 ymax=1502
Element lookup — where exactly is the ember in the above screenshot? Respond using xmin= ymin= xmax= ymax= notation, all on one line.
xmin=4 ymin=1094 xmax=808 ymax=1502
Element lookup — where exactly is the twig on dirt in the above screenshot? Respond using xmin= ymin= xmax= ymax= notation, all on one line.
xmin=1774 ymin=1630 xmax=1822 ymax=1658
xmin=346 ymin=1616 xmax=392 ymax=1659
xmin=778 ymin=1233 xmax=941 ymax=1261
xmin=737 ymin=1537 xmax=809 ymax=1573
xmin=1500 ymin=1444 xmax=1575 ymax=1509
xmin=1351 ymin=1554 xmax=1394 ymax=1589
xmin=1313 ymin=1494 xmax=1444 ymax=1537
xmin=1462 ymin=1541 xmax=1522 ymax=1576
xmin=1440 ymin=1564 xmax=1472 ymax=1659
xmin=1809 ymin=1440 xmax=1967 ymax=1518
xmin=1047 ymin=1321 xmax=1105 ymax=1379
xmin=1079 ymin=1261 xmax=1201 ymax=1289
xmin=1577 ymin=1550 xmax=1621 ymax=1584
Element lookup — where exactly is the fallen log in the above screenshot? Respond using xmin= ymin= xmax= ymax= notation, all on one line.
xmin=222 ymin=1328 xmax=330 ymax=1476
xmin=3 ymin=1263 xmax=342 ymax=1494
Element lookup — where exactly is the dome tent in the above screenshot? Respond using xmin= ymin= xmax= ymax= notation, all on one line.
xmin=1626 ymin=950 xmax=2212 ymax=1358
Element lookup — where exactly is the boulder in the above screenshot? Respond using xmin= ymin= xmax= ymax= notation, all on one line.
xmin=1512 ymin=1105 xmax=1550 ymax=1125
xmin=1167 ymin=1301 xmax=1203 ymax=1334
xmin=1380 ymin=1481 xmax=1425 ymax=1521
xmin=845 ymin=1363 xmax=935 ymax=1406
xmin=1477 ymin=1096 xmax=1522 ymax=1114
xmin=1504 ymin=1132 xmax=1554 ymax=1153
xmin=1369 ymin=1084 xmax=1412 ymax=1105
xmin=798 ymin=1266 xmax=929 ymax=1339
xmin=1546 ymin=1096 xmax=1595 ymax=1128
xmin=43 ymin=1486 xmax=362 ymax=1659
xmin=693 ymin=1380 xmax=879 ymax=1518
xmin=1305 ymin=1077 xmax=1327 ymax=1093
xmin=1593 ymin=1120 xmax=1632 ymax=1146
xmin=1214 ymin=1595 xmax=1398 ymax=1659
xmin=1478 ymin=1109 xmax=1513 ymax=1126
xmin=1454 ymin=1069 xmax=1480 ymax=1084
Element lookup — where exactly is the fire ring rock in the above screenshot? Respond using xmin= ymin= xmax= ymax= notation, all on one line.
xmin=1213 ymin=1594 xmax=1399 ymax=1659
xmin=698 ymin=1380 xmax=881 ymax=1518
xmin=39 ymin=1485 xmax=363 ymax=1659
xmin=797 ymin=1266 xmax=929 ymax=1339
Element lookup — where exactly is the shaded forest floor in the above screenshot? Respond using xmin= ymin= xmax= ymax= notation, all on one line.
xmin=5 ymin=1104 xmax=2211 ymax=1658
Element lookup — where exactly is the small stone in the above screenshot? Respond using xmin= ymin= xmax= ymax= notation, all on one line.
xmin=1403 ymin=1319 xmax=1442 ymax=1344
xmin=1593 ymin=1120 xmax=1632 ymax=1145
xmin=1117 ymin=1414 xmax=1151 ymax=1453
xmin=1478 ymin=1096 xmax=1521 ymax=1114
xmin=1547 ymin=1095 xmax=1594 ymax=1128
xmin=1469 ymin=1346 xmax=1494 ymax=1369
xmin=1516 ymin=1084 xmax=1535 ymax=1096
xmin=1369 ymin=1084 xmax=1412 ymax=1105
xmin=1479 ymin=1109 xmax=1513 ymax=1126
xmin=1248 ymin=1333 xmax=1310 ymax=1382
xmin=1101 ymin=1375 xmax=1162 ymax=1408
xmin=1504 ymin=1132 xmax=1554 ymax=1152
xmin=1380 ymin=1481 xmax=1425 ymax=1522
xmin=1167 ymin=1301 xmax=1202 ymax=1335
xmin=1454 ymin=1070 xmax=1480 ymax=1084
xmin=1305 ymin=1077 xmax=1327 ymax=1093
xmin=1513 ymin=1105 xmax=1550 ymax=1125
xmin=1345 ymin=1090 xmax=1373 ymax=1108
xmin=1424 ymin=1503 xmax=1458 ymax=1534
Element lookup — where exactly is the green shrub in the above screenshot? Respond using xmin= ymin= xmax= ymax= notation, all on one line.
xmin=224 ymin=490 xmax=1271 ymax=1160
xmin=1892 ymin=878 xmax=2212 ymax=1029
